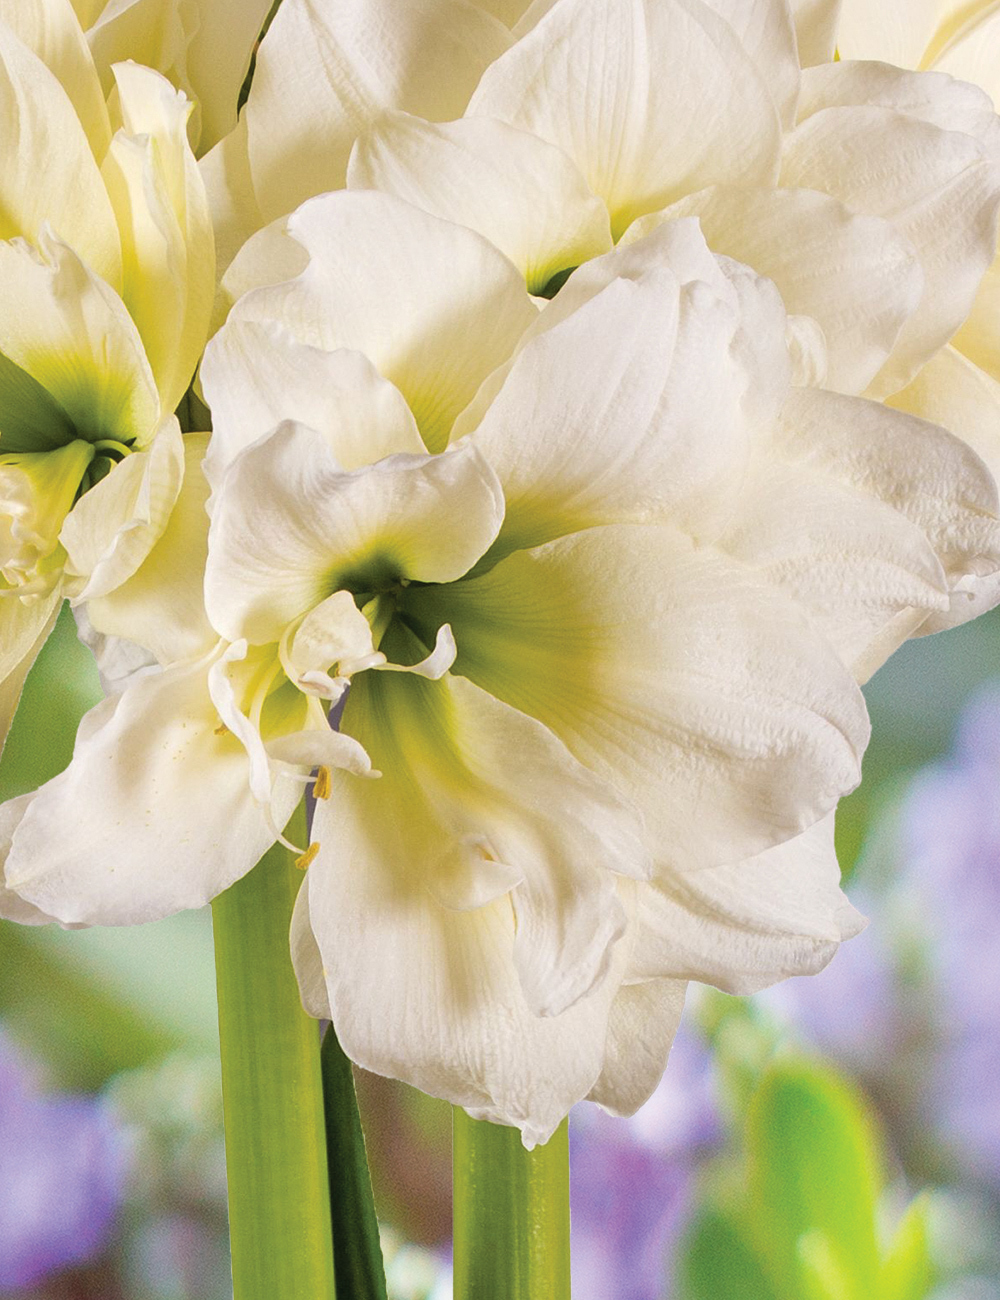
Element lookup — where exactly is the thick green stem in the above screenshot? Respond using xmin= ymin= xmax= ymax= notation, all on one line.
xmin=212 ymin=803 xmax=336 ymax=1299
xmin=452 ymin=1109 xmax=571 ymax=1300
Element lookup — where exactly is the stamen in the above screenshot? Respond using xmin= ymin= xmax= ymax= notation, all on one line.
xmin=214 ymin=722 xmax=230 ymax=736
xmin=294 ymin=842 xmax=320 ymax=871
xmin=312 ymin=765 xmax=332 ymax=800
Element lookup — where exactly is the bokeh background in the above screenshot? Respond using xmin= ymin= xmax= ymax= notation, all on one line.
xmin=2 ymin=602 xmax=999 ymax=1299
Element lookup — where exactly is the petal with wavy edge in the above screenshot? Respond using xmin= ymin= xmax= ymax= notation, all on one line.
xmin=773 ymin=386 xmax=1000 ymax=631
xmin=61 ymin=417 xmax=184 ymax=601
xmin=467 ymin=0 xmax=781 ymax=237
xmin=0 ymin=0 xmax=110 ymax=157
xmin=586 ymin=974 xmax=687 ymax=1115
xmin=0 ymin=589 xmax=60 ymax=755
xmin=888 ymin=344 xmax=1000 ymax=630
xmin=101 ymin=62 xmax=214 ymax=415
xmin=463 ymin=225 xmax=787 ymax=554
xmin=244 ymin=0 xmax=510 ymax=224
xmin=632 ymin=186 xmax=923 ymax=396
xmin=200 ymin=324 xmax=425 ymax=491
xmin=788 ymin=0 xmax=840 ymax=65
xmin=228 ymin=191 xmax=537 ymax=454
xmin=0 ymin=794 xmax=68 ymax=925
xmin=404 ymin=523 xmax=869 ymax=869
xmin=206 ymin=425 xmax=505 ymax=644
xmin=783 ymin=87 xmax=1000 ymax=397
xmin=214 ymin=212 xmax=309 ymax=330
xmin=3 ymin=647 xmax=300 ymax=925
xmin=85 ymin=432 xmax=216 ymax=665
xmin=348 ymin=112 xmax=612 ymax=294
xmin=0 ymin=20 xmax=120 ymax=283
xmin=0 ymin=233 xmax=158 ymax=446
xmin=630 ymin=816 xmax=866 ymax=994
xmin=286 ymin=590 xmax=382 ymax=683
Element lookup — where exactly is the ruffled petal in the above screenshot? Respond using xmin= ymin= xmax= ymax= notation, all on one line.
xmin=244 ymin=0 xmax=510 ymax=223
xmin=205 ymin=425 xmax=504 ymax=643
xmin=228 ymin=191 xmax=537 ymax=453
xmin=585 ymin=974 xmax=687 ymax=1115
xmin=0 ymin=794 xmax=66 ymax=925
xmin=404 ymin=522 xmax=870 ymax=869
xmin=348 ymin=112 xmax=612 ymax=293
xmin=200 ymin=323 xmax=425 ymax=490
xmin=630 ymin=815 xmax=866 ymax=993
xmin=468 ymin=0 xmax=782 ymax=236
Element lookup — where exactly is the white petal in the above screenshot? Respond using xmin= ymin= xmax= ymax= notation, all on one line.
xmin=468 ymin=0 xmax=781 ymax=236
xmin=640 ymin=185 xmax=923 ymax=395
xmin=84 ymin=432 xmax=216 ymax=665
xmin=0 ymin=18 xmax=120 ymax=284
xmin=631 ymin=815 xmax=866 ymax=993
xmin=585 ymin=975 xmax=687 ymax=1115
xmin=702 ymin=0 xmax=800 ymax=128
xmin=952 ymin=247 xmax=1000 ymax=384
xmin=835 ymin=0 xmax=967 ymax=68
xmin=0 ymin=589 xmax=61 ymax=755
xmin=404 ymin=523 xmax=870 ymax=869
xmin=206 ymin=426 xmax=505 ymax=644
xmin=101 ymin=62 xmax=214 ymax=414
xmin=348 ymin=112 xmax=612 ymax=294
xmin=244 ymin=0 xmax=510 ymax=223
xmin=788 ymin=0 xmax=840 ymax=66
xmin=200 ymin=322 xmax=425 ymax=491
xmin=0 ymin=0 xmax=110 ymax=157
xmin=934 ymin=9 xmax=1000 ymax=114
xmin=229 ymin=191 xmax=537 ymax=453
xmin=62 ymin=416 xmax=184 ymax=600
xmin=198 ymin=114 xmax=263 ymax=293
xmin=0 ymin=232 xmax=159 ymax=446
xmin=177 ymin=0 xmax=272 ymax=153
xmin=4 ymin=649 xmax=294 ymax=924
xmin=0 ymin=793 xmax=67 ymax=925
xmin=783 ymin=70 xmax=1000 ymax=396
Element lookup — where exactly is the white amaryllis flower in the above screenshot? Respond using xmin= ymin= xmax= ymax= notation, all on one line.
xmin=6 ymin=197 xmax=998 ymax=1142
xmin=0 ymin=2 xmax=213 ymax=743
xmin=68 ymin=0 xmax=273 ymax=155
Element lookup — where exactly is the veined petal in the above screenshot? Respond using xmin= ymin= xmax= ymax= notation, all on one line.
xmin=638 ymin=185 xmax=923 ymax=395
xmin=702 ymin=0 xmax=800 ymax=128
xmin=206 ymin=426 xmax=505 ymax=644
xmin=773 ymin=386 xmax=1000 ymax=635
xmin=404 ymin=523 xmax=870 ymax=869
xmin=0 ymin=18 xmax=120 ymax=284
xmin=835 ymin=0 xmax=972 ymax=68
xmin=101 ymin=61 xmax=214 ymax=415
xmin=0 ymin=0 xmax=110 ymax=158
xmin=586 ymin=974 xmax=687 ymax=1116
xmin=61 ymin=416 xmax=184 ymax=600
xmin=228 ymin=191 xmax=537 ymax=454
xmin=85 ymin=432 xmax=216 ymax=665
xmin=244 ymin=0 xmax=510 ymax=224
xmin=200 ymin=323 xmax=425 ymax=491
xmin=0 ymin=232 xmax=159 ymax=446
xmin=630 ymin=816 xmax=866 ymax=994
xmin=0 ymin=794 xmax=69 ymax=925
xmin=783 ymin=73 xmax=1000 ymax=396
xmin=3 ymin=648 xmax=297 ymax=925
xmin=467 ymin=0 xmax=782 ymax=237
xmin=348 ymin=112 xmax=613 ymax=294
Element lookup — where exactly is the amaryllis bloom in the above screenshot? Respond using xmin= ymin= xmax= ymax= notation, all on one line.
xmin=5 ymin=194 xmax=998 ymax=1142
xmin=0 ymin=1025 xmax=127 ymax=1289
xmin=0 ymin=1 xmax=214 ymax=743
xmin=73 ymin=0 xmax=273 ymax=155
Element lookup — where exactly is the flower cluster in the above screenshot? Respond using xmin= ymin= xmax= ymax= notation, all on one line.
xmin=0 ymin=0 xmax=999 ymax=1144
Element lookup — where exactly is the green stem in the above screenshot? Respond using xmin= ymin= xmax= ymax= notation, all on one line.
xmin=212 ymin=803 xmax=336 ymax=1299
xmin=452 ymin=1109 xmax=571 ymax=1300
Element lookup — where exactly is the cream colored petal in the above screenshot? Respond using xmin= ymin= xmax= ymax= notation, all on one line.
xmin=404 ymin=523 xmax=869 ymax=870
xmin=468 ymin=0 xmax=782 ymax=237
xmin=703 ymin=0 xmax=800 ymax=128
xmin=102 ymin=61 xmax=214 ymax=415
xmin=85 ymin=431 xmax=216 ymax=664
xmin=631 ymin=816 xmax=866 ymax=993
xmin=638 ymin=186 xmax=923 ymax=396
xmin=0 ymin=19 xmax=120 ymax=283
xmin=0 ymin=232 xmax=158 ymax=445
xmin=0 ymin=0 xmax=110 ymax=157
xmin=205 ymin=426 xmax=504 ymax=644
xmin=0 ymin=793 xmax=69 ymax=925
xmin=244 ymin=0 xmax=510 ymax=224
xmin=179 ymin=0 xmax=273 ymax=153
xmin=789 ymin=0 xmax=840 ymax=65
xmin=61 ymin=416 xmax=184 ymax=600
xmin=586 ymin=975 xmax=687 ymax=1116
xmin=200 ymin=322 xmax=425 ymax=490
xmin=835 ymin=0 xmax=974 ymax=68
xmin=198 ymin=114 xmax=263 ymax=297
xmin=0 ymin=589 xmax=61 ymax=755
xmin=952 ymin=246 xmax=1000 ymax=383
xmin=348 ymin=112 xmax=612 ymax=294
xmin=229 ymin=191 xmax=537 ymax=453
xmin=934 ymin=8 xmax=1000 ymax=112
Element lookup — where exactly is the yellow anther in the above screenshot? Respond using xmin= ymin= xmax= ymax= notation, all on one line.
xmin=294 ymin=842 xmax=320 ymax=871
xmin=312 ymin=765 xmax=332 ymax=800
xmin=214 ymin=723 xmax=230 ymax=736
